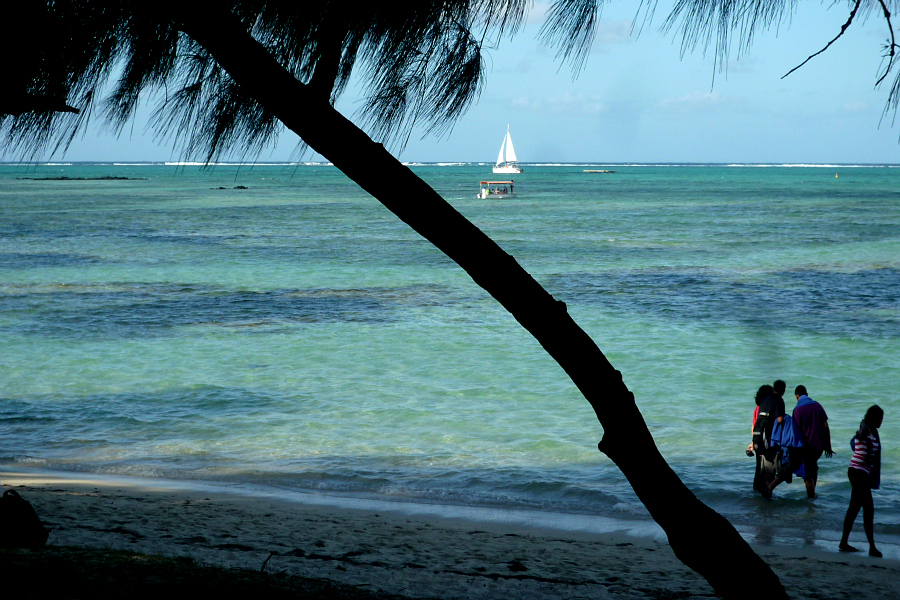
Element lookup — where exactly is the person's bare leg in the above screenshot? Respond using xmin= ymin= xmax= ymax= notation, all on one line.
xmin=839 ymin=510 xmax=860 ymax=552
xmin=805 ymin=477 xmax=816 ymax=499
xmin=840 ymin=483 xmax=863 ymax=552
xmin=862 ymin=490 xmax=881 ymax=557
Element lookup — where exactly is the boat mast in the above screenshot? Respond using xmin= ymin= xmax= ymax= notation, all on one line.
xmin=504 ymin=126 xmax=517 ymax=165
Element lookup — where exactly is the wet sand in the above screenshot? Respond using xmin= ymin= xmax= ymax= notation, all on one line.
xmin=2 ymin=469 xmax=898 ymax=600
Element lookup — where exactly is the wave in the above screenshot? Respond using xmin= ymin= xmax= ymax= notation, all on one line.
xmin=5 ymin=161 xmax=899 ymax=169
xmin=724 ymin=163 xmax=893 ymax=168
xmin=163 ymin=161 xmax=318 ymax=166
xmin=402 ymin=162 xmax=464 ymax=166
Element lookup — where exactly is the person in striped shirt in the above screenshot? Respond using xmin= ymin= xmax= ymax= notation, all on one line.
xmin=839 ymin=405 xmax=884 ymax=557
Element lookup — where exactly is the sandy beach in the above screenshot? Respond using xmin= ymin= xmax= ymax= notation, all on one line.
xmin=2 ymin=469 xmax=899 ymax=600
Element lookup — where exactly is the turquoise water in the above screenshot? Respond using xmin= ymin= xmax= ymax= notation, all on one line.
xmin=1 ymin=162 xmax=898 ymax=547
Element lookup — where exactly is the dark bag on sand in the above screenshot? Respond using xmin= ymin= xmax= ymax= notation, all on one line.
xmin=0 ymin=489 xmax=50 ymax=548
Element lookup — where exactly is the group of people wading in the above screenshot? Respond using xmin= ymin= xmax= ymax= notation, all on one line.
xmin=749 ymin=380 xmax=885 ymax=557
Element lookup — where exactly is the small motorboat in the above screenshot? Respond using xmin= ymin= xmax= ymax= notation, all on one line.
xmin=478 ymin=180 xmax=515 ymax=199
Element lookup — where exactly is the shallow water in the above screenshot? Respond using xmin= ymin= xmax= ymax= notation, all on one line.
xmin=1 ymin=162 xmax=898 ymax=549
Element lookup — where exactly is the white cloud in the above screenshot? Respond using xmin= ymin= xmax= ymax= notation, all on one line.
xmin=843 ymin=101 xmax=869 ymax=112
xmin=512 ymin=58 xmax=532 ymax=73
xmin=512 ymin=96 xmax=541 ymax=110
xmin=527 ymin=3 xmax=632 ymax=45
xmin=495 ymin=57 xmax=533 ymax=74
xmin=527 ymin=2 xmax=552 ymax=25
xmin=510 ymin=91 xmax=605 ymax=114
xmin=723 ymin=56 xmax=762 ymax=74
xmin=593 ymin=20 xmax=633 ymax=46
xmin=660 ymin=91 xmax=737 ymax=109
xmin=547 ymin=91 xmax=605 ymax=113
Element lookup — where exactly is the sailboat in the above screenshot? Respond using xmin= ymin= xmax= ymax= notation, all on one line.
xmin=492 ymin=126 xmax=523 ymax=174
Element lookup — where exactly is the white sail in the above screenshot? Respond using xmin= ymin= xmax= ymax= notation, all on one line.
xmin=504 ymin=131 xmax=517 ymax=163
xmin=496 ymin=136 xmax=506 ymax=166
xmin=491 ymin=125 xmax=523 ymax=174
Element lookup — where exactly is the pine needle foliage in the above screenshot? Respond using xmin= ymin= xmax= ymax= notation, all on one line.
xmin=0 ymin=0 xmax=561 ymax=161
xmin=539 ymin=0 xmax=602 ymax=75
xmin=661 ymin=1 xmax=900 ymax=88
xmin=3 ymin=1 xmax=900 ymax=161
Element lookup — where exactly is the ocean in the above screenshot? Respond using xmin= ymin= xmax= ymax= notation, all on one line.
xmin=1 ymin=162 xmax=898 ymax=552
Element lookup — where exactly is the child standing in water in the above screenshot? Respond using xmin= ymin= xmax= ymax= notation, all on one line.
xmin=840 ymin=405 xmax=884 ymax=557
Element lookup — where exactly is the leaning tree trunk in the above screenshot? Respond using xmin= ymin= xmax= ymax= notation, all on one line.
xmin=173 ymin=7 xmax=787 ymax=599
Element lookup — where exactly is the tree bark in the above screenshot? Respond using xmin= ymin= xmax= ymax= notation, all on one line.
xmin=173 ymin=6 xmax=787 ymax=598
xmin=0 ymin=92 xmax=79 ymax=117
xmin=307 ymin=13 xmax=344 ymax=104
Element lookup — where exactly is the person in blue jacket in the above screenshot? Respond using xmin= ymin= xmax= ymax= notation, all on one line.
xmin=764 ymin=411 xmax=806 ymax=498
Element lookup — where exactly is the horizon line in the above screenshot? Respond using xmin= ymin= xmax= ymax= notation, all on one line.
xmin=2 ymin=161 xmax=899 ymax=167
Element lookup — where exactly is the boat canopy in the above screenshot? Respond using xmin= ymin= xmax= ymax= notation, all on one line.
xmin=480 ymin=181 xmax=514 ymax=185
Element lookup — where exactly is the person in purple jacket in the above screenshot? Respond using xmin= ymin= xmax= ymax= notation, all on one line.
xmin=791 ymin=385 xmax=833 ymax=499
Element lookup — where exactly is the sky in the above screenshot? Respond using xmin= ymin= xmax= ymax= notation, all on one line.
xmin=54 ymin=1 xmax=900 ymax=164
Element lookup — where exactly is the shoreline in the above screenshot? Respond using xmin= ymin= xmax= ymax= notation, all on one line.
xmin=6 ymin=465 xmax=899 ymax=555
xmin=0 ymin=465 xmax=667 ymax=544
xmin=3 ymin=468 xmax=899 ymax=600
xmin=0 ymin=466 xmax=669 ymax=542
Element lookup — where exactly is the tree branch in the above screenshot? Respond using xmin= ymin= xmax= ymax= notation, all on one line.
xmin=169 ymin=5 xmax=787 ymax=598
xmin=875 ymin=0 xmax=898 ymax=87
xmin=0 ymin=93 xmax=79 ymax=117
xmin=308 ymin=15 xmax=344 ymax=103
xmin=782 ymin=0 xmax=862 ymax=79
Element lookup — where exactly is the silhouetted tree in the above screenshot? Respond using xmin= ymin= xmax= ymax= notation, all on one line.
xmin=4 ymin=2 xmax=897 ymax=597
